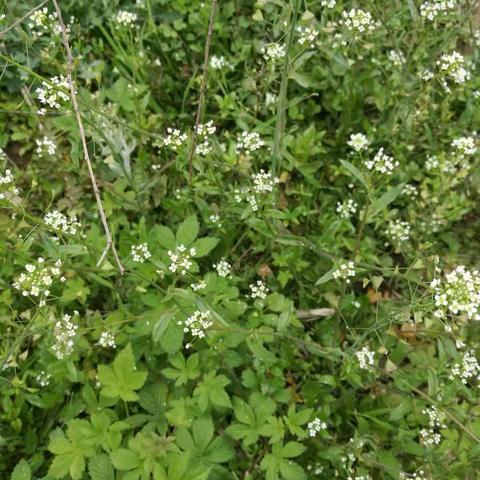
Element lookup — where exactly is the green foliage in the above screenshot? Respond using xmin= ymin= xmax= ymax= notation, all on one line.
xmin=2 ymin=0 xmax=480 ymax=479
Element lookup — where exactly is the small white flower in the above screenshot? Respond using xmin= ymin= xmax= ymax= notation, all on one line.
xmin=262 ymin=43 xmax=286 ymax=63
xmin=437 ymin=51 xmax=470 ymax=86
xmin=356 ymin=346 xmax=375 ymax=369
xmin=386 ymin=219 xmax=411 ymax=245
xmin=420 ymin=0 xmax=456 ymax=21
xmin=236 ymin=131 xmax=265 ymax=154
xmin=249 ymin=280 xmax=269 ymax=300
xmin=161 ymin=127 xmax=187 ymax=150
xmin=168 ymin=244 xmax=196 ymax=275
xmin=180 ymin=310 xmax=213 ymax=344
xmin=114 ymin=10 xmax=138 ymax=28
xmin=307 ymin=417 xmax=327 ymax=437
xmin=336 ymin=199 xmax=358 ymax=219
xmin=210 ymin=55 xmax=233 ymax=70
xmin=214 ymin=259 xmax=231 ymax=278
xmin=340 ymin=9 xmax=377 ymax=33
xmin=333 ymin=261 xmax=356 ymax=284
xmin=347 ymin=133 xmax=370 ymax=152
xmin=51 ymin=313 xmax=79 ymax=359
xmin=36 ymin=137 xmax=56 ymax=156
xmin=130 ymin=243 xmax=151 ymax=263
xmin=191 ymin=280 xmax=206 ymax=291
xmin=44 ymin=211 xmax=81 ymax=235
xmin=297 ymin=25 xmax=318 ymax=47
xmin=98 ymin=331 xmax=116 ymax=348
xmin=451 ymin=136 xmax=477 ymax=156
xmin=365 ymin=148 xmax=399 ymax=175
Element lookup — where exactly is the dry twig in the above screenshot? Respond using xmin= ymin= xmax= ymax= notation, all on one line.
xmin=52 ymin=0 xmax=124 ymax=274
xmin=187 ymin=0 xmax=218 ymax=185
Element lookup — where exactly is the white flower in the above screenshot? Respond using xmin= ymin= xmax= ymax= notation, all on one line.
xmin=421 ymin=69 xmax=434 ymax=81
xmin=98 ymin=331 xmax=116 ymax=348
xmin=336 ymin=199 xmax=358 ymax=219
xmin=236 ymin=131 xmax=265 ymax=154
xmin=307 ymin=418 xmax=327 ymax=437
xmin=321 ymin=0 xmax=336 ymax=7
xmin=265 ymin=92 xmax=276 ymax=107
xmin=131 ymin=243 xmax=151 ymax=263
xmin=297 ymin=25 xmax=318 ymax=47
xmin=420 ymin=1 xmax=456 ymax=21
xmin=214 ymin=259 xmax=231 ymax=278
xmin=420 ymin=406 xmax=445 ymax=446
xmin=333 ymin=261 xmax=355 ymax=284
xmin=263 ymin=43 xmax=286 ymax=63
xmin=210 ymin=55 xmax=233 ymax=70
xmin=13 ymin=258 xmax=62 ymax=299
xmin=425 ymin=155 xmax=439 ymax=170
xmin=161 ymin=128 xmax=187 ymax=150
xmin=249 ymin=280 xmax=269 ymax=300
xmin=356 ymin=346 xmax=375 ymax=369
xmin=44 ymin=211 xmax=81 ymax=235
xmin=252 ymin=169 xmax=279 ymax=193
xmin=191 ymin=280 xmax=206 ymax=291
xmin=431 ymin=266 xmax=480 ymax=320
xmin=347 ymin=133 xmax=370 ymax=152
xmin=449 ymin=350 xmax=480 ymax=384
xmin=402 ymin=184 xmax=418 ymax=198
xmin=114 ymin=10 xmax=138 ymax=28
xmin=209 ymin=214 xmax=221 ymax=226
xmin=365 ymin=148 xmax=399 ymax=174
xmin=168 ymin=244 xmax=196 ymax=275
xmin=451 ymin=136 xmax=477 ymax=156
xmin=437 ymin=51 xmax=470 ymax=85
xmin=180 ymin=310 xmax=213 ymax=345
xmin=51 ymin=313 xmax=79 ymax=359
xmin=36 ymin=75 xmax=73 ymax=114
xmin=194 ymin=121 xmax=217 ymax=156
xmin=36 ymin=137 xmax=56 ymax=156
xmin=387 ymin=50 xmax=406 ymax=68
xmin=0 ymin=168 xmax=20 ymax=202
xmin=340 ymin=9 xmax=376 ymax=33
xmin=386 ymin=219 xmax=411 ymax=245
xmin=36 ymin=370 xmax=51 ymax=387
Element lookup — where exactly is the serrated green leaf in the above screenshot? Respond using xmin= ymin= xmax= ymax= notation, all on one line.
xmin=88 ymin=454 xmax=114 ymax=480
xmin=176 ymin=215 xmax=199 ymax=246
xmin=11 ymin=460 xmax=31 ymax=480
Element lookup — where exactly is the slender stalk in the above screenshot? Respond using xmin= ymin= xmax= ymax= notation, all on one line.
xmin=52 ymin=0 xmax=124 ymax=274
xmin=188 ymin=0 xmax=218 ymax=185
xmin=271 ymin=0 xmax=300 ymax=176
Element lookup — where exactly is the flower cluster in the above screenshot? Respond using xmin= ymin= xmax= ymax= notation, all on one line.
xmin=449 ymin=350 xmax=480 ymax=384
xmin=451 ymin=135 xmax=477 ymax=156
xmin=336 ymin=199 xmax=358 ymax=219
xmin=385 ymin=219 xmax=411 ymax=245
xmin=36 ymin=371 xmax=51 ymax=387
xmin=348 ymin=133 xmax=370 ymax=152
xmin=36 ymin=75 xmax=72 ymax=115
xmin=420 ymin=1 xmax=456 ymax=21
xmin=262 ymin=43 xmax=285 ymax=63
xmin=365 ymin=148 xmax=399 ymax=174
xmin=437 ymin=51 xmax=470 ymax=86
xmin=195 ymin=121 xmax=217 ymax=156
xmin=98 ymin=331 xmax=116 ymax=348
xmin=113 ymin=10 xmax=138 ymax=28
xmin=210 ymin=55 xmax=233 ymax=70
xmin=252 ymin=170 xmax=279 ymax=193
xmin=131 ymin=243 xmax=151 ymax=263
xmin=214 ymin=259 xmax=231 ymax=278
xmin=420 ymin=406 xmax=445 ymax=446
xmin=51 ymin=313 xmax=79 ymax=359
xmin=307 ymin=418 xmax=327 ymax=437
xmin=13 ymin=258 xmax=63 ymax=302
xmin=44 ymin=211 xmax=81 ymax=235
xmin=191 ymin=280 xmax=206 ymax=291
xmin=333 ymin=262 xmax=356 ymax=284
xmin=355 ymin=346 xmax=375 ymax=370
xmin=297 ymin=25 xmax=318 ymax=47
xmin=0 ymin=169 xmax=20 ymax=201
xmin=431 ymin=266 xmax=480 ymax=320
xmin=402 ymin=184 xmax=418 ymax=198
xmin=340 ymin=9 xmax=377 ymax=33
xmin=249 ymin=280 xmax=269 ymax=300
xmin=387 ymin=50 xmax=406 ymax=68
xmin=162 ymin=128 xmax=188 ymax=150
xmin=36 ymin=137 xmax=56 ymax=156
xmin=180 ymin=310 xmax=213 ymax=347
xmin=400 ymin=471 xmax=427 ymax=480
xmin=168 ymin=245 xmax=196 ymax=274
xmin=236 ymin=132 xmax=265 ymax=155
xmin=29 ymin=7 xmax=61 ymax=38
xmin=321 ymin=0 xmax=336 ymax=7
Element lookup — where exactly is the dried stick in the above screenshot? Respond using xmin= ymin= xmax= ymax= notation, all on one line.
xmin=187 ymin=0 xmax=218 ymax=185
xmin=51 ymin=0 xmax=124 ymax=274
xmin=0 ymin=0 xmax=49 ymax=36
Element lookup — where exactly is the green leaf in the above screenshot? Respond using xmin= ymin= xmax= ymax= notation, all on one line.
xmin=191 ymin=237 xmax=219 ymax=257
xmin=154 ymin=225 xmax=176 ymax=250
xmin=367 ymin=183 xmax=405 ymax=221
xmin=194 ymin=372 xmax=232 ymax=411
xmin=11 ymin=460 xmax=31 ymax=480
xmin=111 ymin=448 xmax=140 ymax=470
xmin=152 ymin=309 xmax=177 ymax=343
xmin=97 ymin=344 xmax=147 ymax=402
xmin=340 ymin=160 xmax=368 ymax=189
xmin=315 ymin=267 xmax=335 ymax=286
xmin=88 ymin=454 xmax=114 ymax=480
xmin=282 ymin=441 xmax=306 ymax=458
xmin=176 ymin=215 xmax=199 ymax=246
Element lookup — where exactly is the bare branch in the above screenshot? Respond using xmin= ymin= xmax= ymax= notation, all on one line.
xmin=187 ymin=0 xmax=218 ymax=185
xmin=51 ymin=0 xmax=125 ymax=274
xmin=0 ymin=0 xmax=49 ymax=37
